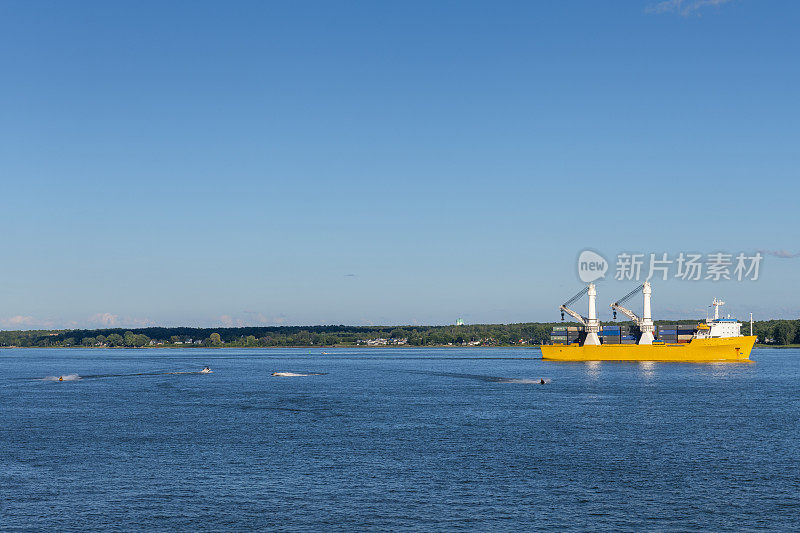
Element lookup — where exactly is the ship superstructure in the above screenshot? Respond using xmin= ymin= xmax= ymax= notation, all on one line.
xmin=695 ymin=298 xmax=743 ymax=339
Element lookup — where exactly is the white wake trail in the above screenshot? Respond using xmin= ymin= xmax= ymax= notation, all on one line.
xmin=42 ymin=374 xmax=81 ymax=382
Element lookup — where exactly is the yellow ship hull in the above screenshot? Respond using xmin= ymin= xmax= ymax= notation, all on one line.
xmin=540 ymin=336 xmax=756 ymax=362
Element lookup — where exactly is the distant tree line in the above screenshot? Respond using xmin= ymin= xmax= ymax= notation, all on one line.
xmin=0 ymin=319 xmax=798 ymax=348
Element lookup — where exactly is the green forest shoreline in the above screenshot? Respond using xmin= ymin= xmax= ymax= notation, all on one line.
xmin=2 ymin=319 xmax=799 ymax=348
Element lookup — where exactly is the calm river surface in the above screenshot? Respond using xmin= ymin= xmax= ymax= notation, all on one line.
xmin=1 ymin=348 xmax=798 ymax=531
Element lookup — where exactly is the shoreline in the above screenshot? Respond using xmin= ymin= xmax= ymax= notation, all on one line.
xmin=0 ymin=344 xmax=541 ymax=350
xmin=3 ymin=344 xmax=798 ymax=350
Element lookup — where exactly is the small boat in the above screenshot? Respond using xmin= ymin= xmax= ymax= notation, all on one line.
xmin=200 ymin=367 xmax=212 ymax=374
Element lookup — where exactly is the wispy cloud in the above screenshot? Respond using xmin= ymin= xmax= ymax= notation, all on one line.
xmin=0 ymin=315 xmax=55 ymax=330
xmin=218 ymin=314 xmax=243 ymax=327
xmin=6 ymin=315 xmax=35 ymax=326
xmin=86 ymin=313 xmax=155 ymax=328
xmin=2 ymin=313 xmax=143 ymax=330
xmin=757 ymin=249 xmax=800 ymax=259
xmin=88 ymin=312 xmax=120 ymax=327
xmin=219 ymin=311 xmax=289 ymax=327
xmin=647 ymin=0 xmax=733 ymax=16
xmin=1 ymin=315 xmax=35 ymax=328
xmin=244 ymin=311 xmax=274 ymax=324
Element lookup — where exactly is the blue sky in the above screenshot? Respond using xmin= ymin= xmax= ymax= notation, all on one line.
xmin=1 ymin=0 xmax=798 ymax=329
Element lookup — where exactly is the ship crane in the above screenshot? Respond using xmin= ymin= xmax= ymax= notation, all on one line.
xmin=560 ymin=283 xmax=601 ymax=345
xmin=610 ymin=281 xmax=655 ymax=345
xmin=560 ymin=286 xmax=589 ymax=324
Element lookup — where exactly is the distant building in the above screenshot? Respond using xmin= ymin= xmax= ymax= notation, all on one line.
xmin=456 ymin=318 xmax=465 ymax=326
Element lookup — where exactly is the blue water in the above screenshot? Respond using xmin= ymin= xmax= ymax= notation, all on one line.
xmin=2 ymin=348 xmax=798 ymax=531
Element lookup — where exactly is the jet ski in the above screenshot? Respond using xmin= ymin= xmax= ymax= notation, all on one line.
xmin=200 ymin=367 xmax=212 ymax=374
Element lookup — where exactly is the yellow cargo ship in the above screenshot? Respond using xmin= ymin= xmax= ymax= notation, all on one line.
xmin=542 ymin=283 xmax=755 ymax=362
xmin=541 ymin=335 xmax=756 ymax=362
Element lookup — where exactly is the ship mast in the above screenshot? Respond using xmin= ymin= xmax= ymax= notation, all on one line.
xmin=711 ymin=298 xmax=725 ymax=321
xmin=609 ymin=281 xmax=655 ymax=344
xmin=559 ymin=283 xmax=600 ymax=345
xmin=585 ymin=283 xmax=600 ymax=346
